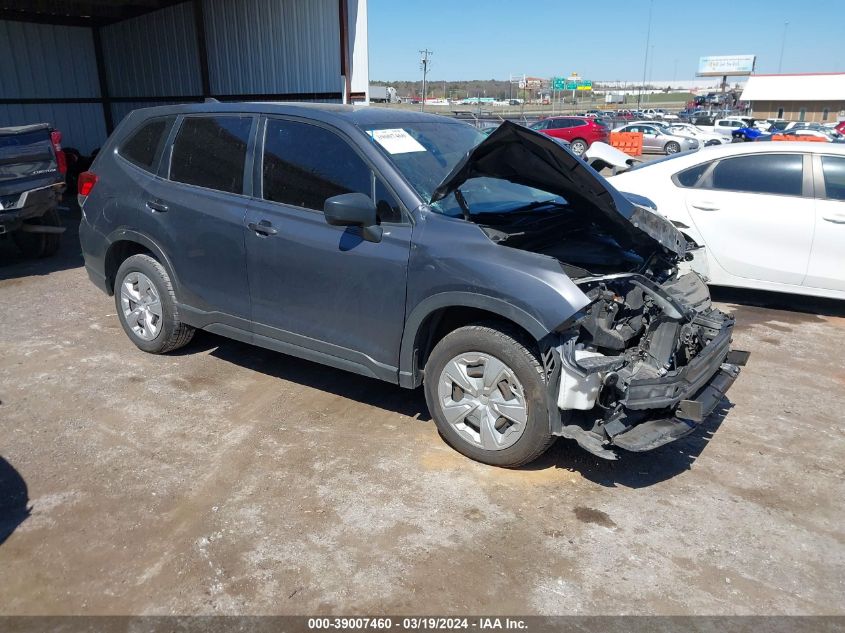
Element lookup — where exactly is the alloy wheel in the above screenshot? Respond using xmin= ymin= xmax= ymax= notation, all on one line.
xmin=120 ymin=272 xmax=162 ymax=341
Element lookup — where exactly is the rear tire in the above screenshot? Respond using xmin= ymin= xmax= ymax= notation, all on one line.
xmin=424 ymin=324 xmax=554 ymax=468
xmin=114 ymin=254 xmax=195 ymax=354
xmin=12 ymin=208 xmax=61 ymax=258
xmin=665 ymin=141 xmax=681 ymax=154
xmin=570 ymin=139 xmax=588 ymax=155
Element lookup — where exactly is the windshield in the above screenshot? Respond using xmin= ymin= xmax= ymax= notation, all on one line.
xmin=363 ymin=121 xmax=565 ymax=217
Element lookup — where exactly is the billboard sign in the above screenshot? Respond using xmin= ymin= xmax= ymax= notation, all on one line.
xmin=697 ymin=55 xmax=756 ymax=77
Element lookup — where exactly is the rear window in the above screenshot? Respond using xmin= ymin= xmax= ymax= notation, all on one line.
xmin=120 ymin=118 xmax=168 ymax=171
xmin=170 ymin=116 xmax=252 ymax=194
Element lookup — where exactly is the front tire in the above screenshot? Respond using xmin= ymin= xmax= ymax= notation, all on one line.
xmin=424 ymin=324 xmax=554 ymax=468
xmin=665 ymin=141 xmax=681 ymax=154
xmin=114 ymin=254 xmax=195 ymax=354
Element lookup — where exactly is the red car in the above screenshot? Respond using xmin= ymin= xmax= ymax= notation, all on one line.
xmin=528 ymin=116 xmax=610 ymax=155
xmin=835 ymin=120 xmax=845 ymax=135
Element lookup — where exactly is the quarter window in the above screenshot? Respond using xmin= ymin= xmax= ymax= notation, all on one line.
xmin=821 ymin=156 xmax=845 ymax=201
xmin=675 ymin=162 xmax=710 ymax=188
xmin=710 ymin=154 xmax=803 ymax=196
xmin=262 ymin=119 xmax=371 ymax=212
xmin=170 ymin=116 xmax=252 ymax=194
xmin=120 ymin=118 xmax=169 ymax=170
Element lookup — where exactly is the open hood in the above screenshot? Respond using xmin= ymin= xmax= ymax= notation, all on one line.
xmin=430 ymin=121 xmax=685 ymax=258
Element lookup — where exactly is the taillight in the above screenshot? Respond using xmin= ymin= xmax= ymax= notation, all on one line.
xmin=78 ymin=171 xmax=98 ymax=197
xmin=50 ymin=130 xmax=67 ymax=175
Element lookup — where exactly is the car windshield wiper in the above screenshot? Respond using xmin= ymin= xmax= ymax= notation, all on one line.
xmin=470 ymin=199 xmax=569 ymax=218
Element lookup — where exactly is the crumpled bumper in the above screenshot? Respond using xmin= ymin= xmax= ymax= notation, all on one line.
xmin=610 ymin=360 xmax=742 ymax=452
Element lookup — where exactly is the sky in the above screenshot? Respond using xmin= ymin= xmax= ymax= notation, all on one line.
xmin=367 ymin=0 xmax=845 ymax=82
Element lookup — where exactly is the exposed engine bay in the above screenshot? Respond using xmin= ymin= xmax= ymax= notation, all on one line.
xmin=479 ymin=211 xmax=745 ymax=459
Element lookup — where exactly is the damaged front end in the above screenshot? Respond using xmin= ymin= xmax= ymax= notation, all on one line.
xmin=430 ymin=121 xmax=748 ymax=459
xmin=552 ymin=271 xmax=748 ymax=459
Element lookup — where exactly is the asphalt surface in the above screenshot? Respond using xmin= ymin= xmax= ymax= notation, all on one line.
xmin=0 ymin=206 xmax=843 ymax=616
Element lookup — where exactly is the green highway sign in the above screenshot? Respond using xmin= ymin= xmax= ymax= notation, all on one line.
xmin=552 ymin=77 xmax=566 ymax=90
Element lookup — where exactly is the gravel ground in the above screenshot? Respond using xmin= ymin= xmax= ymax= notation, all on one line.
xmin=0 ymin=207 xmax=843 ymax=616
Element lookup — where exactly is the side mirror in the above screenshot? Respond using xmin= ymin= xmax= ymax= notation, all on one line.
xmin=323 ymin=192 xmax=382 ymax=243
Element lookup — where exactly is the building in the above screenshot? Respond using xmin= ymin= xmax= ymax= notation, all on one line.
xmin=739 ymin=72 xmax=845 ymax=123
xmin=0 ymin=0 xmax=369 ymax=154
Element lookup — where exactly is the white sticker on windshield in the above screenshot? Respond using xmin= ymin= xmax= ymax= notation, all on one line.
xmin=369 ymin=128 xmax=426 ymax=154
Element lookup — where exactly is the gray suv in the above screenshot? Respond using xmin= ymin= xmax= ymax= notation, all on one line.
xmin=78 ymin=103 xmax=745 ymax=467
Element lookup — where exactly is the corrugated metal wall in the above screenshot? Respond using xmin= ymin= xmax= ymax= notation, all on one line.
xmin=0 ymin=20 xmax=104 ymax=153
xmin=0 ymin=0 xmax=361 ymax=153
xmin=101 ymin=2 xmax=202 ymax=99
xmin=204 ymin=0 xmax=341 ymax=95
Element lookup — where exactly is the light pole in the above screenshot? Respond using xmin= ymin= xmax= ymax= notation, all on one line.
xmin=419 ymin=49 xmax=432 ymax=112
xmin=777 ymin=22 xmax=789 ymax=73
xmin=637 ymin=0 xmax=654 ymax=111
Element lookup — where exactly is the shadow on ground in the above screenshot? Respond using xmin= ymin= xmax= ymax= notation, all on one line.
xmin=181 ymin=330 xmax=734 ymax=488
xmin=0 ymin=204 xmax=83 ymax=281
xmin=0 ymin=456 xmax=30 ymax=546
xmin=189 ymin=331 xmax=433 ymax=422
xmin=712 ymin=286 xmax=845 ymax=319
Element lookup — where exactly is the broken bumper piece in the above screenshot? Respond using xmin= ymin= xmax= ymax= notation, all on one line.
xmin=610 ymin=362 xmax=740 ymax=452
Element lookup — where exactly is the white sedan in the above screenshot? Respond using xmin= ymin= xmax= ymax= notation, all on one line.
xmin=608 ymin=143 xmax=845 ymax=300
xmin=663 ymin=122 xmax=731 ymax=146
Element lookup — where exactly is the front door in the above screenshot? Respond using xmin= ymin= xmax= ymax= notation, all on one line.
xmin=805 ymin=154 xmax=845 ymax=292
xmin=684 ymin=152 xmax=814 ymax=285
xmin=244 ymin=117 xmax=412 ymax=381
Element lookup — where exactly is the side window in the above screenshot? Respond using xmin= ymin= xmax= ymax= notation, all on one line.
xmin=170 ymin=116 xmax=252 ymax=194
xmin=675 ymin=162 xmax=710 ymax=188
xmin=710 ymin=154 xmax=803 ymax=196
xmin=821 ymin=156 xmax=845 ymax=201
xmin=551 ymin=119 xmax=569 ymax=129
xmin=375 ymin=178 xmax=403 ymax=223
xmin=262 ymin=119 xmax=371 ymax=212
xmin=569 ymin=119 xmax=586 ymax=128
xmin=120 ymin=118 xmax=169 ymax=170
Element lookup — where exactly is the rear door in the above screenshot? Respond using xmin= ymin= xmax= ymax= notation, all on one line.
xmin=243 ymin=117 xmax=412 ymax=379
xmin=805 ymin=154 xmax=845 ymax=291
xmin=141 ymin=114 xmax=255 ymax=323
xmin=682 ymin=152 xmax=815 ymax=285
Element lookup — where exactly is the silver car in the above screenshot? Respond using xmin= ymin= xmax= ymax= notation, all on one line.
xmin=612 ymin=123 xmax=699 ymax=154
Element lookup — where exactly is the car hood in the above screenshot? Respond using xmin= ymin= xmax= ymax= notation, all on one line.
xmin=430 ymin=121 xmax=686 ymax=258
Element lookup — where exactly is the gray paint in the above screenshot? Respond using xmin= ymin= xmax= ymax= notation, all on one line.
xmin=79 ymin=103 xmax=593 ymax=387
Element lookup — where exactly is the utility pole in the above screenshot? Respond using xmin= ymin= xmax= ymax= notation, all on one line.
xmin=637 ymin=0 xmax=654 ymax=111
xmin=419 ymin=49 xmax=432 ymax=112
xmin=777 ymin=22 xmax=789 ymax=73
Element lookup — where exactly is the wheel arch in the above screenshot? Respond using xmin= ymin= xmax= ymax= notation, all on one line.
xmin=103 ymin=230 xmax=180 ymax=297
xmin=399 ymin=293 xmax=550 ymax=388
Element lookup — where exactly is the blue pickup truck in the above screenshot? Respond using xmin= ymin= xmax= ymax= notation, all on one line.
xmin=0 ymin=123 xmax=67 ymax=257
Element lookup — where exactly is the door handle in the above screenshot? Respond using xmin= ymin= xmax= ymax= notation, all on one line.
xmin=248 ymin=220 xmax=278 ymax=236
xmin=691 ymin=202 xmax=719 ymax=211
xmin=822 ymin=214 xmax=845 ymax=224
xmin=145 ymin=200 xmax=168 ymax=213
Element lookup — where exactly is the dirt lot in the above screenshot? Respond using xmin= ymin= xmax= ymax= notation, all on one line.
xmin=0 ymin=207 xmax=843 ymax=616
